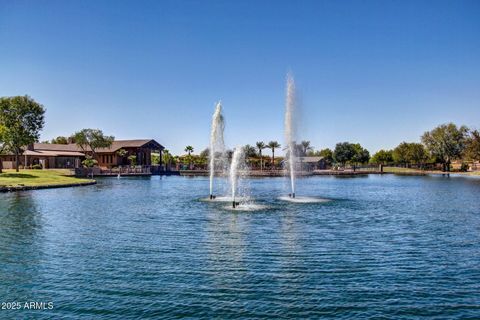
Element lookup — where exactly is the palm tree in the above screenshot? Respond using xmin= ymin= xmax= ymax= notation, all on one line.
xmin=256 ymin=141 xmax=266 ymax=171
xmin=184 ymin=145 xmax=194 ymax=155
xmin=184 ymin=146 xmax=194 ymax=169
xmin=267 ymin=141 xmax=281 ymax=169
xmin=301 ymin=140 xmax=313 ymax=156
xmin=162 ymin=149 xmax=174 ymax=170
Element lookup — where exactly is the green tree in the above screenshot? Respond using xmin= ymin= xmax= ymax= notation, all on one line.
xmin=0 ymin=96 xmax=45 ymax=172
xmin=351 ymin=143 xmax=370 ymax=164
xmin=393 ymin=142 xmax=429 ymax=167
xmin=184 ymin=146 xmax=194 ymax=168
xmin=116 ymin=148 xmax=127 ymax=157
xmin=421 ymin=123 xmax=468 ymax=171
xmin=318 ymin=148 xmax=333 ymax=165
xmin=333 ymin=142 xmax=356 ymax=166
xmin=82 ymin=156 xmax=98 ymax=168
xmin=82 ymin=155 xmax=98 ymax=179
xmin=244 ymin=144 xmax=257 ymax=158
xmin=256 ymin=141 xmax=266 ymax=170
xmin=51 ymin=136 xmax=68 ymax=144
xmin=0 ymin=124 xmax=7 ymax=173
xmin=300 ymin=140 xmax=312 ymax=156
xmin=73 ymin=129 xmax=114 ymax=159
xmin=128 ymin=155 xmax=137 ymax=166
xmin=151 ymin=153 xmax=160 ymax=165
xmin=408 ymin=143 xmax=428 ymax=165
xmin=370 ymin=149 xmax=393 ymax=165
xmin=115 ymin=148 xmax=128 ymax=166
xmin=392 ymin=142 xmax=410 ymax=166
xmin=184 ymin=145 xmax=194 ymax=155
xmin=267 ymin=141 xmax=281 ymax=169
xmin=465 ymin=129 xmax=480 ymax=161
xmin=162 ymin=149 xmax=176 ymax=169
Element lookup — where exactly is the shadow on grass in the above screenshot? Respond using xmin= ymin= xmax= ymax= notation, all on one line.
xmin=0 ymin=173 xmax=39 ymax=179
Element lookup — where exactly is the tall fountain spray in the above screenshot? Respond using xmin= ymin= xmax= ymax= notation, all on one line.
xmin=209 ymin=102 xmax=225 ymax=199
xmin=285 ymin=74 xmax=297 ymax=198
xmin=229 ymin=146 xmax=245 ymax=208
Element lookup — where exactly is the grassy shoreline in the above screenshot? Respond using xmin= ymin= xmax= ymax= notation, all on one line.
xmin=383 ymin=167 xmax=480 ymax=175
xmin=0 ymin=169 xmax=94 ymax=189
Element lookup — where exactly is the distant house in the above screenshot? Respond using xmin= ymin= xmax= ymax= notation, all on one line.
xmin=0 ymin=139 xmax=164 ymax=169
xmin=297 ymin=156 xmax=327 ymax=171
xmin=451 ymin=159 xmax=480 ymax=172
xmin=280 ymin=156 xmax=327 ymax=171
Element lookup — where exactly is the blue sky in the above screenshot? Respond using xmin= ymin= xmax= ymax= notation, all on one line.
xmin=1 ymin=0 xmax=479 ymax=155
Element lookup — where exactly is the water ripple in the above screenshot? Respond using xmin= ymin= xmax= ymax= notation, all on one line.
xmin=0 ymin=175 xmax=479 ymax=318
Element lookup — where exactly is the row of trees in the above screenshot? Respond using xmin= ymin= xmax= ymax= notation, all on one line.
xmin=1 ymin=95 xmax=479 ymax=173
xmin=176 ymin=123 xmax=480 ymax=172
xmin=176 ymin=140 xmax=370 ymax=170
xmin=370 ymin=123 xmax=480 ymax=171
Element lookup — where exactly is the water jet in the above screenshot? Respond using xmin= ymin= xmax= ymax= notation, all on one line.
xmin=208 ymin=102 xmax=225 ymax=200
xmin=229 ymin=146 xmax=245 ymax=208
xmin=284 ymin=73 xmax=297 ymax=198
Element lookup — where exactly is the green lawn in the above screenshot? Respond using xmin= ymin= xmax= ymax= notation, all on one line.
xmin=383 ymin=166 xmax=423 ymax=173
xmin=0 ymin=169 xmax=92 ymax=187
xmin=383 ymin=166 xmax=480 ymax=175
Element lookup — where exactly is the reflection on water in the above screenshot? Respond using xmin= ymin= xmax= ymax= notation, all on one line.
xmin=0 ymin=175 xmax=479 ymax=319
xmin=0 ymin=192 xmax=47 ymax=306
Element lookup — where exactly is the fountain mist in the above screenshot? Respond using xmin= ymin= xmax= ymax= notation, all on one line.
xmin=229 ymin=146 xmax=245 ymax=208
xmin=209 ymin=102 xmax=225 ymax=199
xmin=284 ymin=73 xmax=297 ymax=198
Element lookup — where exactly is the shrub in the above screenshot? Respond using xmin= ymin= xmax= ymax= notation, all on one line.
xmin=82 ymin=157 xmax=98 ymax=168
xmin=128 ymin=155 xmax=137 ymax=166
xmin=32 ymin=164 xmax=42 ymax=170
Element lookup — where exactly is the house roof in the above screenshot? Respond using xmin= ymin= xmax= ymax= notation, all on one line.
xmin=96 ymin=139 xmax=164 ymax=152
xmin=298 ymin=156 xmax=324 ymax=163
xmin=34 ymin=143 xmax=82 ymax=152
xmin=24 ymin=150 xmax=85 ymax=157
xmin=33 ymin=139 xmax=164 ymax=154
xmin=280 ymin=156 xmax=325 ymax=164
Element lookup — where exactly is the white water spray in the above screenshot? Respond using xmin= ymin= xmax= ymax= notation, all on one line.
xmin=229 ymin=146 xmax=245 ymax=208
xmin=209 ymin=102 xmax=225 ymax=199
xmin=284 ymin=74 xmax=297 ymax=198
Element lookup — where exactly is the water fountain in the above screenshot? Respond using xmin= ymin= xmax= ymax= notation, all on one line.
xmin=229 ymin=146 xmax=244 ymax=208
xmin=285 ymin=73 xmax=297 ymax=198
xmin=279 ymin=73 xmax=331 ymax=204
xmin=209 ymin=102 xmax=225 ymax=200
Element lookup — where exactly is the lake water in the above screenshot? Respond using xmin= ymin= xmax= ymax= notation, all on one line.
xmin=1 ymin=174 xmax=480 ymax=319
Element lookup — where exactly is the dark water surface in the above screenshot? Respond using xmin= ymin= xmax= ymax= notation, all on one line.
xmin=1 ymin=175 xmax=480 ymax=319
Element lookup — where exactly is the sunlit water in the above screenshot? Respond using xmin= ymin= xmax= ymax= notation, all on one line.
xmin=1 ymin=175 xmax=480 ymax=319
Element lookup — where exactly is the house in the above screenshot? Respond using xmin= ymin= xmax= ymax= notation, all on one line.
xmin=0 ymin=139 xmax=164 ymax=170
xmin=297 ymin=156 xmax=327 ymax=171
xmin=280 ymin=156 xmax=327 ymax=171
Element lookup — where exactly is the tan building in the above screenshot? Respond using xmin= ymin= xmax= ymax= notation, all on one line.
xmin=1 ymin=139 xmax=164 ymax=169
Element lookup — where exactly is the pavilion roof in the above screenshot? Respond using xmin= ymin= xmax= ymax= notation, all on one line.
xmin=32 ymin=139 xmax=164 ymax=154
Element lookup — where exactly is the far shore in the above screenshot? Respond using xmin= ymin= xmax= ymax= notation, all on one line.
xmin=177 ymin=167 xmax=480 ymax=177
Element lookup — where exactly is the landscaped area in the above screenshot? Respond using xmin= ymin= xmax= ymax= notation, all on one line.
xmin=0 ymin=169 xmax=92 ymax=189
